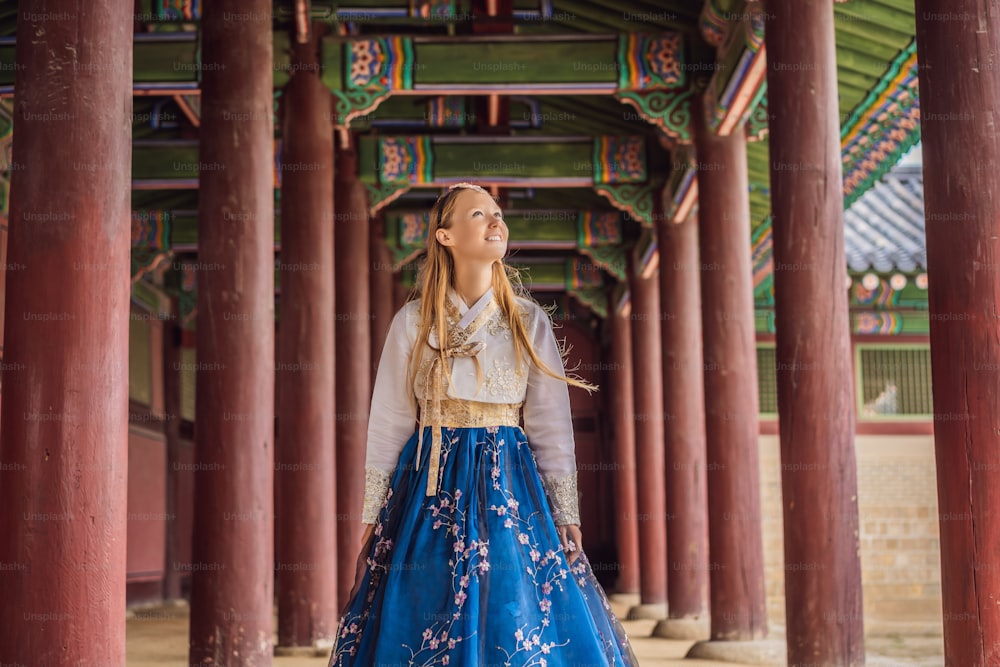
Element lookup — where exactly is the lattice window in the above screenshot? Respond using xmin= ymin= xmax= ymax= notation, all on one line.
xmin=128 ymin=314 xmax=152 ymax=406
xmin=756 ymin=343 xmax=778 ymax=416
xmin=856 ymin=344 xmax=933 ymax=419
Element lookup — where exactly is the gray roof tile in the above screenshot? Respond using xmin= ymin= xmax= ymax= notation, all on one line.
xmin=844 ymin=162 xmax=926 ymax=273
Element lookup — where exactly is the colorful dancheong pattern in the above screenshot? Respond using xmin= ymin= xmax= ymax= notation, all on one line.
xmin=841 ymin=41 xmax=921 ymax=206
xmin=617 ymin=33 xmax=685 ymax=90
xmin=577 ymin=211 xmax=622 ymax=247
xmin=131 ymin=210 xmax=171 ymax=249
xmin=427 ymin=97 xmax=467 ymax=128
xmin=569 ymin=257 xmax=604 ymax=289
xmin=158 ymin=0 xmax=199 ymax=20
xmin=400 ymin=212 xmax=430 ymax=246
xmin=854 ymin=279 xmax=901 ymax=308
xmin=411 ymin=0 xmax=456 ymax=19
xmin=593 ymin=136 xmax=646 ymax=184
xmin=379 ymin=136 xmax=434 ymax=185
xmin=699 ymin=1 xmax=728 ymax=47
xmin=750 ymin=219 xmax=773 ymax=299
xmin=854 ymin=312 xmax=902 ymax=335
xmin=348 ymin=37 xmax=414 ymax=90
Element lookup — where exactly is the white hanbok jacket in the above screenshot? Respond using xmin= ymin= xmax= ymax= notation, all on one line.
xmin=361 ymin=286 xmax=580 ymax=526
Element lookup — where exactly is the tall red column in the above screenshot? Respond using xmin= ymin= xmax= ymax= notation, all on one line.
xmin=335 ymin=139 xmax=371 ymax=611
xmin=163 ymin=306 xmax=184 ymax=601
xmin=915 ymin=3 xmax=1000 ymax=663
xmin=188 ymin=1 xmax=276 ymax=663
xmin=689 ymin=99 xmax=770 ymax=654
xmin=654 ymin=210 xmax=710 ymax=640
xmin=626 ymin=252 xmax=668 ymax=619
xmin=608 ymin=298 xmax=639 ymax=596
xmin=0 ymin=5 xmax=132 ymax=664
xmin=275 ymin=30 xmax=339 ymax=650
xmin=370 ymin=214 xmax=395 ymax=384
xmin=767 ymin=2 xmax=865 ymax=664
xmin=393 ymin=277 xmax=409 ymax=312
xmin=0 ymin=212 xmax=6 ymax=416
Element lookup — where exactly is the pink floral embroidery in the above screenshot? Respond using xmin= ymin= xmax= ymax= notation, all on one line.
xmin=331 ymin=426 xmax=634 ymax=667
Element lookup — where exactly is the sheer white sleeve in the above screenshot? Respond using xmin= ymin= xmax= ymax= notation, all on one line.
xmin=521 ymin=304 xmax=581 ymax=526
xmin=362 ymin=305 xmax=417 ymax=524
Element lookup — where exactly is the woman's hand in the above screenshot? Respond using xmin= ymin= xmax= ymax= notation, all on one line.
xmin=557 ymin=524 xmax=583 ymax=565
xmin=346 ymin=523 xmax=377 ymax=605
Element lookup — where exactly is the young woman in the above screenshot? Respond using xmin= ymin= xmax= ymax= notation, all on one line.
xmin=329 ymin=183 xmax=638 ymax=666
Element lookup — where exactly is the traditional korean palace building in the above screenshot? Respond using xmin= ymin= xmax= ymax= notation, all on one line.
xmin=0 ymin=1 xmax=997 ymax=666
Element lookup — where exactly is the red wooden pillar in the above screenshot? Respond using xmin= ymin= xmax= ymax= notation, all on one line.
xmin=393 ymin=276 xmax=409 ymax=312
xmin=188 ymin=1 xmax=276 ymax=663
xmin=0 ymin=213 xmax=6 ymax=415
xmin=689 ymin=99 xmax=769 ymax=648
xmin=370 ymin=213 xmax=395 ymax=384
xmin=607 ymin=296 xmax=639 ymax=596
xmin=626 ymin=251 xmax=668 ymax=619
xmin=766 ymin=2 xmax=865 ymax=664
xmin=654 ymin=210 xmax=710 ymax=640
xmin=0 ymin=3 xmax=132 ymax=663
xmin=334 ymin=137 xmax=371 ymax=611
xmin=275 ymin=29 xmax=338 ymax=650
xmin=163 ymin=304 xmax=184 ymax=601
xmin=915 ymin=3 xmax=1000 ymax=663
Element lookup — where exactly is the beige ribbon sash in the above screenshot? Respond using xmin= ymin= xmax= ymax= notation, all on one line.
xmin=415 ymin=299 xmax=498 ymax=496
xmin=416 ymin=341 xmax=487 ymax=496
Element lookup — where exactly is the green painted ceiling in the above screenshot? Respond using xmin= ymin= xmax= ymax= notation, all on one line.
xmin=0 ymin=0 xmax=921 ymax=319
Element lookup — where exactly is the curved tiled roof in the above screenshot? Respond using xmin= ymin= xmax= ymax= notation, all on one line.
xmin=843 ymin=158 xmax=926 ymax=274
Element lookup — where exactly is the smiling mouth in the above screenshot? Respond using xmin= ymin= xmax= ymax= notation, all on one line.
xmin=485 ymin=235 xmax=503 ymax=241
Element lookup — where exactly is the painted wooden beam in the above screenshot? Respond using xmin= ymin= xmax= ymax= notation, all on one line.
xmin=382 ymin=207 xmax=626 ymax=279
xmin=133 ymin=208 xmax=621 ymax=321
xmin=131 ymin=204 xmax=632 ymax=269
xmin=136 ymin=0 xmax=703 ymax=32
xmin=320 ymin=33 xmax=687 ymax=125
xmin=0 ymin=28 xmax=687 ymax=97
xmin=132 ymin=139 xmax=283 ymax=190
xmin=357 ymin=133 xmax=661 ymax=225
xmin=0 ymin=32 xmax=210 ymax=94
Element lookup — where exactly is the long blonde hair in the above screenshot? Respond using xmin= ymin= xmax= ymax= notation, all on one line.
xmin=404 ymin=183 xmax=597 ymax=401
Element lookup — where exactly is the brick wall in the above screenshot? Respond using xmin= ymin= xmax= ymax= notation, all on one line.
xmin=758 ymin=434 xmax=942 ymax=635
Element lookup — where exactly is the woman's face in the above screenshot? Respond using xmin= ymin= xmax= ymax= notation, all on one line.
xmin=436 ymin=188 xmax=508 ymax=263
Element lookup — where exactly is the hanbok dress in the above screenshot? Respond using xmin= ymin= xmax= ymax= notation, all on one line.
xmin=329 ymin=286 xmax=639 ymax=667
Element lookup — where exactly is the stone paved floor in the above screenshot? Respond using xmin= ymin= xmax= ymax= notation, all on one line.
xmin=125 ymin=600 xmax=945 ymax=666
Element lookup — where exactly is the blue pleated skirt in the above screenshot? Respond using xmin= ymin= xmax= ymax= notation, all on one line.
xmin=329 ymin=424 xmax=639 ymax=666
